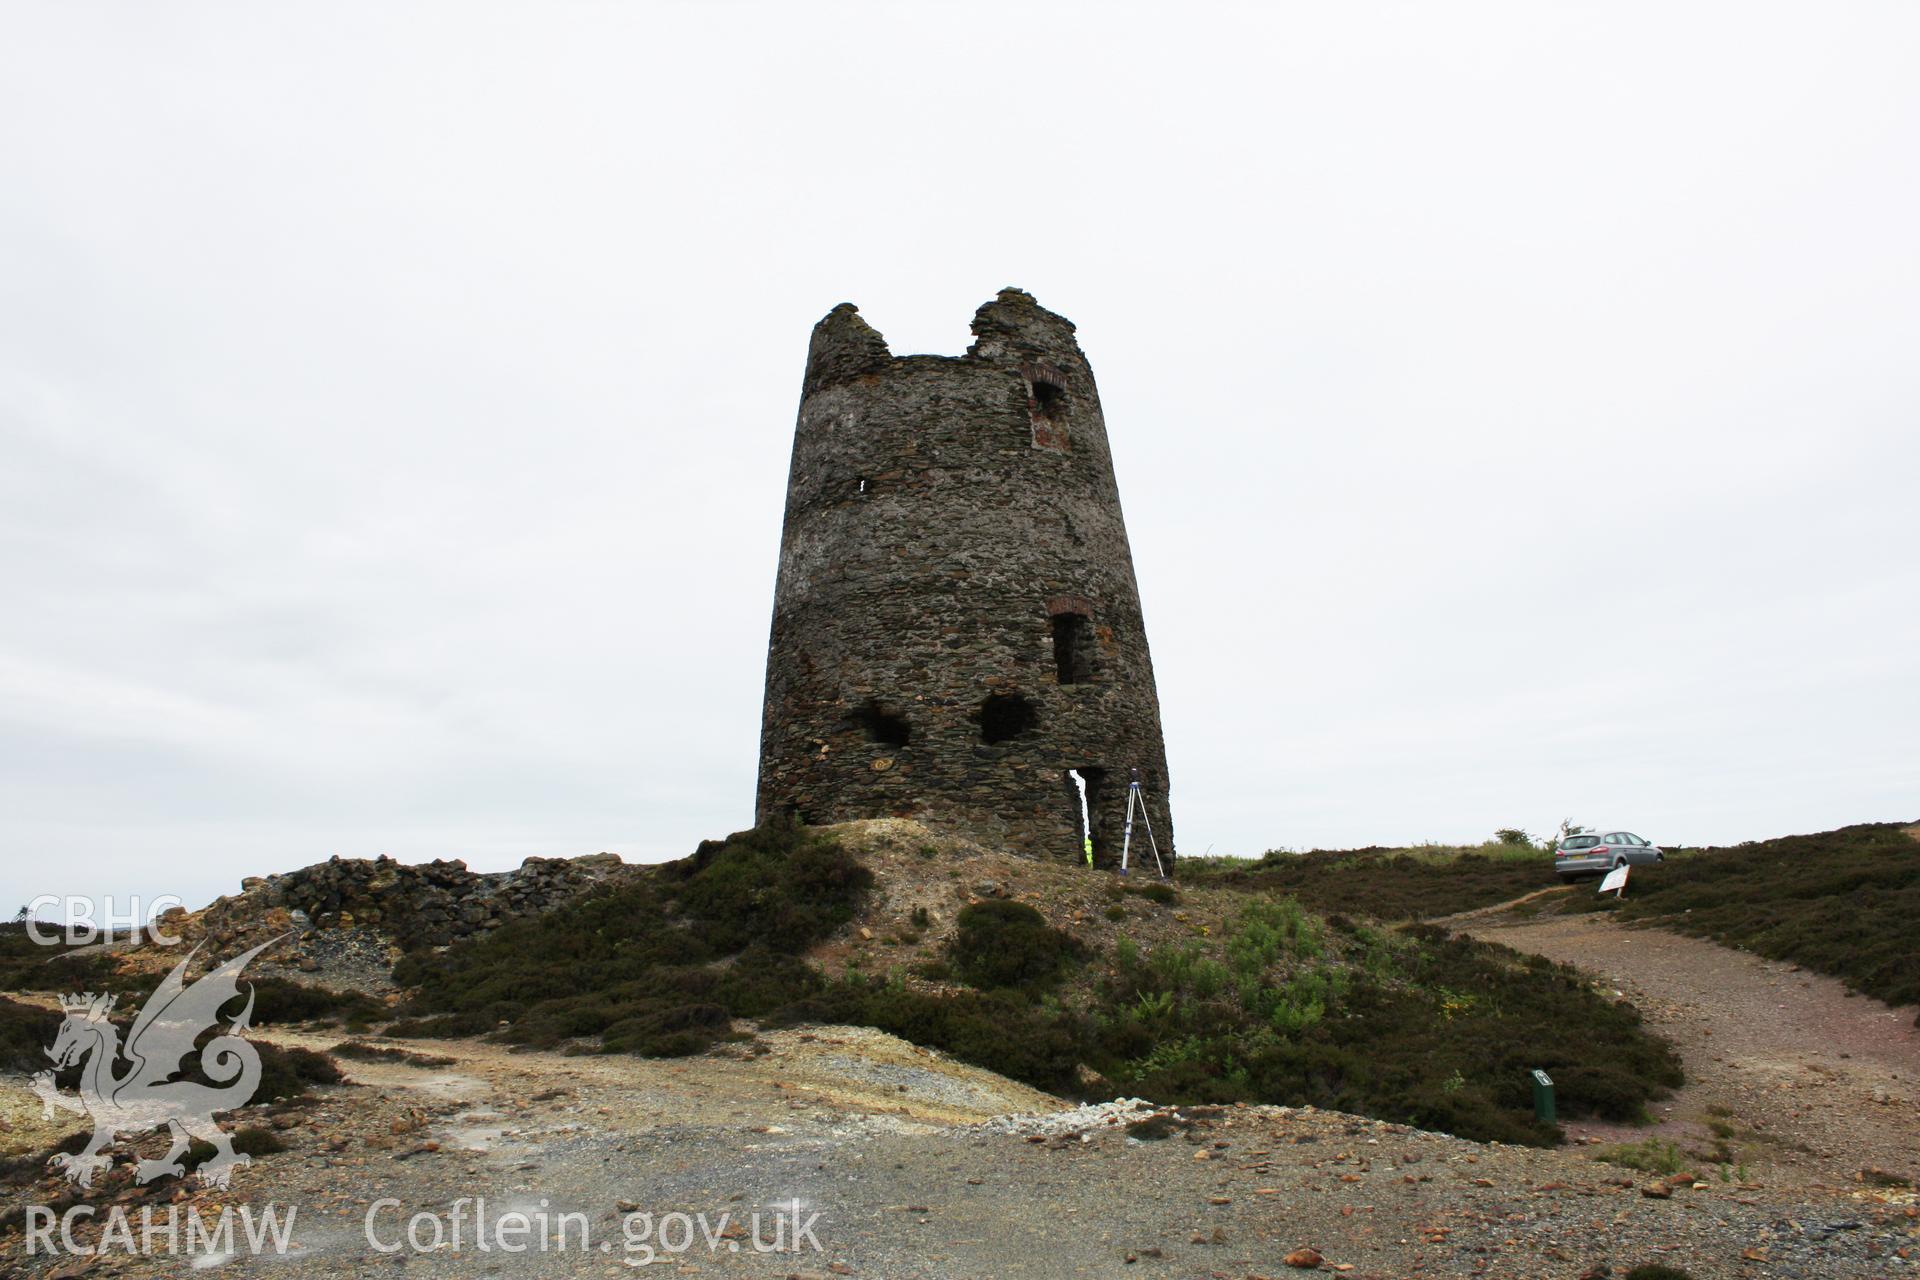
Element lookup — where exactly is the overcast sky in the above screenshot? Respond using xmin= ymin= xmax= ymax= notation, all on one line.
xmin=3 ymin=4 xmax=1916 ymax=918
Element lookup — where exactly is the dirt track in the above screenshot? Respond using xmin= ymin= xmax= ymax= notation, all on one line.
xmin=1457 ymin=907 xmax=1920 ymax=1193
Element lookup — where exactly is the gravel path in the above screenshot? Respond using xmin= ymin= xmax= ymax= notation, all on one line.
xmin=1456 ymin=909 xmax=1920 ymax=1196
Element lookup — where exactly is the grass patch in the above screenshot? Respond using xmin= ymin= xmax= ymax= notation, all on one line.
xmin=1593 ymin=1137 xmax=1688 ymax=1175
xmin=1578 ymin=822 xmax=1920 ymax=1021
xmin=1116 ymin=881 xmax=1179 ymax=906
xmin=392 ymin=821 xmax=871 ymax=1057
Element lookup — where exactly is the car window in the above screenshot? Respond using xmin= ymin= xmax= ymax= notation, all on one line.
xmin=1623 ymin=833 xmax=1644 ymax=846
xmin=1563 ymin=835 xmax=1600 ymax=849
xmin=1602 ymin=833 xmax=1623 ymax=845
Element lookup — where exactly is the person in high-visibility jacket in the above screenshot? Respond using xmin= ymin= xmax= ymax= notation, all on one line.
xmin=1083 ymin=834 xmax=1094 ymax=867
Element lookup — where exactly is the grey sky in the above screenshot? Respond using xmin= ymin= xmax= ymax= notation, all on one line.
xmin=3 ymin=4 xmax=1916 ymax=917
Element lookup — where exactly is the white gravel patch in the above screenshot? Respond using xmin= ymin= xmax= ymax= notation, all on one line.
xmin=973 ymin=1097 xmax=1162 ymax=1137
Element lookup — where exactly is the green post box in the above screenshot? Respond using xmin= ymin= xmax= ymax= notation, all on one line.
xmin=1531 ymin=1069 xmax=1555 ymax=1126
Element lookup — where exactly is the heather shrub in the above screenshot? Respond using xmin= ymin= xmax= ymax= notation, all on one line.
xmin=947 ymin=901 xmax=1083 ymax=991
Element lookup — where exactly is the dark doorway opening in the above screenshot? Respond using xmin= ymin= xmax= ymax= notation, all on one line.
xmin=848 ymin=699 xmax=910 ymax=747
xmin=1051 ymin=611 xmax=1093 ymax=684
xmin=976 ymin=693 xmax=1038 ymax=744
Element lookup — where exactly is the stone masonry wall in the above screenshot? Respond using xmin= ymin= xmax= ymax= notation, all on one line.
xmin=756 ymin=289 xmax=1173 ymax=866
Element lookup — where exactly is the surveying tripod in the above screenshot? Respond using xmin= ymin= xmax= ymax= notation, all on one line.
xmin=1117 ymin=767 xmax=1166 ymax=878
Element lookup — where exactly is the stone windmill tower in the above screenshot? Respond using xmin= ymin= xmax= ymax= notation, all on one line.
xmin=756 ymin=289 xmax=1173 ymax=866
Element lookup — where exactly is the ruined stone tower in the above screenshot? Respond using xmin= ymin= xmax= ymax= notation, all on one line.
xmin=756 ymin=289 xmax=1173 ymax=866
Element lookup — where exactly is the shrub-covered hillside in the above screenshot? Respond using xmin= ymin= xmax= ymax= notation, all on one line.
xmin=392 ymin=821 xmax=1681 ymax=1145
xmin=1183 ymin=836 xmax=1555 ymax=920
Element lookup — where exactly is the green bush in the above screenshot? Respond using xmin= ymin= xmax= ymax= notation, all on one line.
xmin=777 ymin=979 xmax=1086 ymax=1093
xmin=245 ymin=1041 xmax=344 ymax=1101
xmin=246 ymin=979 xmax=387 ymax=1028
xmin=0 ymin=923 xmax=160 ymax=996
xmin=946 ymin=901 xmax=1083 ymax=991
xmin=5 ymin=994 xmax=342 ymax=1104
xmin=0 ymin=995 xmax=58 ymax=1073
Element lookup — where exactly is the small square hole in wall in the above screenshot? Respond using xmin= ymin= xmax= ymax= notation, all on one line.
xmin=1031 ymin=380 xmax=1067 ymax=418
xmin=976 ymin=693 xmax=1038 ymax=744
xmin=848 ymin=699 xmax=910 ymax=746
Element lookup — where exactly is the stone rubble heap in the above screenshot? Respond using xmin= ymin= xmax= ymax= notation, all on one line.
xmin=190 ymin=851 xmax=628 ymax=954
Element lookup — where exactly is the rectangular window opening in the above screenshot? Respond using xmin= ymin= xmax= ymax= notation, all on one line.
xmin=1051 ymin=611 xmax=1094 ymax=684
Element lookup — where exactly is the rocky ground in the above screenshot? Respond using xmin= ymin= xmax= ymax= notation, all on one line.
xmin=4 ymin=1001 xmax=1916 ymax=1276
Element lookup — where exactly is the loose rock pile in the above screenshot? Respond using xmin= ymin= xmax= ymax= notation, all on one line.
xmin=974 ymin=1097 xmax=1159 ymax=1138
xmin=233 ymin=852 xmax=626 ymax=946
xmin=159 ymin=852 xmax=630 ymax=985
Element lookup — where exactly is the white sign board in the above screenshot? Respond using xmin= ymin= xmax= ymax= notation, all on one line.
xmin=1598 ymin=864 xmax=1629 ymax=896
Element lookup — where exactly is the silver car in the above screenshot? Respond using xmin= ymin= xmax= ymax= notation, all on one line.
xmin=1554 ymin=830 xmax=1665 ymax=880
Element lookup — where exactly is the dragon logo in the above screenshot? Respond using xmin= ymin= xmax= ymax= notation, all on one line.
xmin=32 ymin=937 xmax=283 ymax=1189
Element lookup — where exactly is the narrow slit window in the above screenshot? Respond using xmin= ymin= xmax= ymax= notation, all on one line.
xmin=1051 ymin=611 xmax=1094 ymax=684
